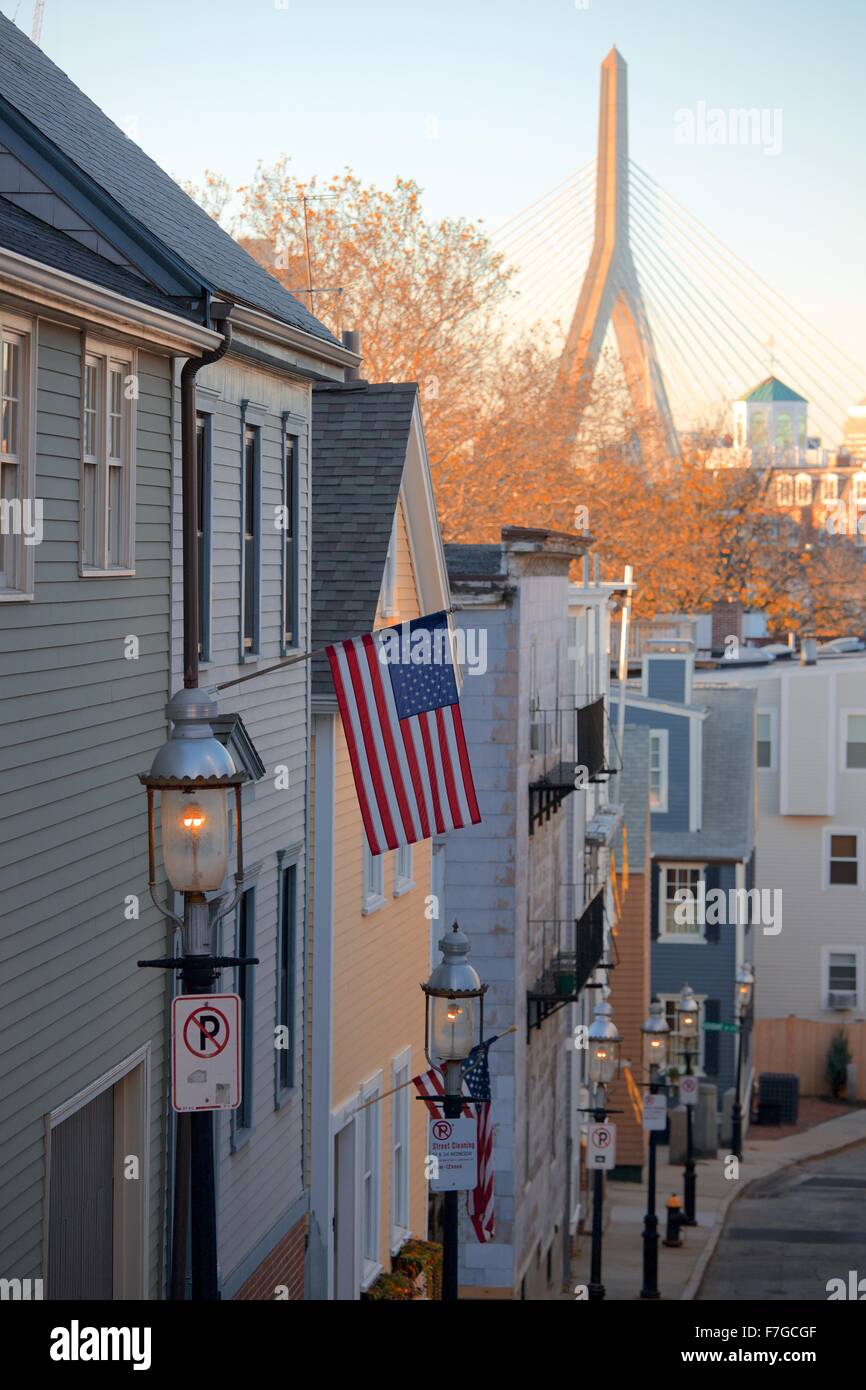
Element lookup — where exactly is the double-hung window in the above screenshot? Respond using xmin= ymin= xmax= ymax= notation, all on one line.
xmin=0 ymin=314 xmax=35 ymax=599
xmin=649 ymin=729 xmax=669 ymax=811
xmin=660 ymin=864 xmax=705 ymax=940
xmin=844 ymin=713 xmax=866 ymax=770
xmin=196 ymin=413 xmax=212 ymax=662
xmin=390 ymin=1050 xmax=411 ymax=1252
xmin=394 ymin=843 xmax=414 ymax=895
xmin=276 ymin=862 xmax=296 ymax=1101
xmin=360 ymin=1074 xmax=382 ymax=1287
xmin=826 ymin=831 xmax=862 ymax=887
xmin=241 ymin=424 xmax=260 ymax=655
xmin=282 ymin=433 xmax=298 ymax=649
xmin=81 ymin=341 xmax=135 ymax=574
xmin=363 ymin=840 xmax=385 ymax=914
xmin=757 ymin=711 xmax=776 ymax=769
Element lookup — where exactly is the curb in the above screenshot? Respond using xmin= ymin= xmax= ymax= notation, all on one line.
xmin=680 ymin=1120 xmax=866 ymax=1301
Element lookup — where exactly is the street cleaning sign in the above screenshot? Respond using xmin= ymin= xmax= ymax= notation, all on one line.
xmin=679 ymin=1074 xmax=699 ymax=1107
xmin=588 ymin=1122 xmax=617 ymax=1168
xmin=643 ymin=1093 xmax=668 ymax=1132
xmin=172 ymin=993 xmax=241 ymax=1112
xmin=428 ymin=1117 xmax=478 ymax=1192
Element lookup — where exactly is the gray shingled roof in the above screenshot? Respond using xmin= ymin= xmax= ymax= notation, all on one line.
xmin=652 ymin=685 xmax=757 ymax=862
xmin=617 ymin=724 xmax=650 ymax=867
xmin=311 ymin=381 xmax=417 ymax=698
xmin=0 ymin=194 xmax=198 ymax=317
xmin=0 ymin=16 xmax=338 ymax=343
xmin=444 ymin=544 xmax=504 ymax=579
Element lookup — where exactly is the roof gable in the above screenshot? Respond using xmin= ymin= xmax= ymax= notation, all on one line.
xmin=0 ymin=16 xmax=338 ymax=343
xmin=740 ymin=375 xmax=807 ymax=404
xmin=310 ymin=382 xmax=419 ymax=697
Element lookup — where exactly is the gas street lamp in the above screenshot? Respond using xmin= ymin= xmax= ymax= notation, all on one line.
xmin=139 ymin=687 xmax=253 ymax=1301
xmin=677 ymin=983 xmax=700 ymax=1225
xmin=640 ymin=1000 xmax=670 ymax=1298
xmin=731 ymin=964 xmax=755 ymax=1160
xmin=421 ymin=922 xmax=486 ymax=1302
xmin=585 ymin=998 xmax=621 ymax=1301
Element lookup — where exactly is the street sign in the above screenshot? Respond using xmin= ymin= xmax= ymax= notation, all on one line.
xmin=703 ymin=1021 xmax=740 ymax=1033
xmin=172 ymin=993 xmax=241 ymax=1112
xmin=429 ymin=1116 xmax=478 ymax=1192
xmin=679 ymin=1074 xmax=699 ymax=1107
xmin=588 ymin=1122 xmax=617 ymax=1168
xmin=643 ymin=1093 xmax=668 ymax=1132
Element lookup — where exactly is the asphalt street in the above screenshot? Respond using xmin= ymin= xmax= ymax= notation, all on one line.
xmin=698 ymin=1139 xmax=866 ymax=1300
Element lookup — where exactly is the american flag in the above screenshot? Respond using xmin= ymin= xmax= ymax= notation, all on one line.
xmin=413 ymin=1043 xmax=495 ymax=1245
xmin=326 ymin=611 xmax=481 ymax=856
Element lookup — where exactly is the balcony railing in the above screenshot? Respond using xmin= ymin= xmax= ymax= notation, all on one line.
xmin=526 ymin=891 xmax=606 ymax=1038
xmin=528 ymin=698 xmax=610 ymax=834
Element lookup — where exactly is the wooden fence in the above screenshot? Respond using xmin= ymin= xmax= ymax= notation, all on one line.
xmin=753 ymin=1017 xmax=866 ymax=1100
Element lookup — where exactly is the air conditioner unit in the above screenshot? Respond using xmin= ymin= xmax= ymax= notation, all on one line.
xmin=828 ymin=990 xmax=857 ymax=1010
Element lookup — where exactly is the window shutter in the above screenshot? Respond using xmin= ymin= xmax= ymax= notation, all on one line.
xmin=704 ymin=998 xmax=721 ymax=1074
xmin=651 ymin=863 xmax=660 ymax=940
xmin=704 ymin=865 xmax=721 ymax=943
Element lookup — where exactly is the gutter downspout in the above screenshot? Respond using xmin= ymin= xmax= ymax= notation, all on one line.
xmin=181 ymin=304 xmax=232 ymax=688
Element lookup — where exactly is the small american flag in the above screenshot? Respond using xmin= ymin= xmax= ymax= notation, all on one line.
xmin=413 ymin=1047 xmax=495 ymax=1246
xmin=326 ymin=611 xmax=481 ymax=856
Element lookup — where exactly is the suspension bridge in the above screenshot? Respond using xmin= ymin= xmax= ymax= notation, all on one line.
xmin=491 ymin=48 xmax=864 ymax=456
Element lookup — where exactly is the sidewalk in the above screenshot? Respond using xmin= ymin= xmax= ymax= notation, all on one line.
xmin=568 ymin=1108 xmax=866 ymax=1301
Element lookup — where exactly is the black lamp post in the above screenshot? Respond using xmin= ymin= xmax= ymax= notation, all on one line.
xmin=640 ymin=1000 xmax=670 ymax=1299
xmin=421 ymin=923 xmax=486 ymax=1302
xmin=139 ymin=687 xmax=254 ymax=1301
xmin=677 ymin=983 xmax=699 ymax=1226
xmin=586 ymin=998 xmax=622 ymax=1302
xmin=731 ymin=964 xmax=754 ymax=1160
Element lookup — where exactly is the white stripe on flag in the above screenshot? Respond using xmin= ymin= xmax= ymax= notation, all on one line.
xmin=371 ymin=632 xmax=424 ymax=843
xmin=408 ymin=714 xmax=439 ymax=835
xmin=427 ymin=709 xmax=458 ymax=833
xmin=354 ymin=637 xmax=406 ymax=846
xmin=333 ymin=642 xmax=388 ymax=854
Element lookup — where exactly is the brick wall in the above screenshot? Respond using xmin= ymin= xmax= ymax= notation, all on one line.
xmin=233 ymin=1216 xmax=307 ymax=1301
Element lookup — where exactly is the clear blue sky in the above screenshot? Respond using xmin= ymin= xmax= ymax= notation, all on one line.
xmin=5 ymin=0 xmax=864 ymax=365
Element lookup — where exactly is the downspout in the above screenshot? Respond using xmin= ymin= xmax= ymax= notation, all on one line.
xmin=181 ymin=303 xmax=232 ymax=688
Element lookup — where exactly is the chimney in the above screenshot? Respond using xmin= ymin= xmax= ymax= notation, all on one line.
xmin=800 ymin=636 xmax=817 ymax=666
xmin=342 ymin=329 xmax=361 ymax=381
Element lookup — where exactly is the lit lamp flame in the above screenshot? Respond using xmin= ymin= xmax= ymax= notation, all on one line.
xmin=181 ymin=803 xmax=206 ymax=831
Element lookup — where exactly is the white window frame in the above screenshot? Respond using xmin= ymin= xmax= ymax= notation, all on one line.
xmin=80 ymin=338 xmax=136 ymax=576
xmin=658 ymin=862 xmax=707 ymax=942
xmin=821 ymin=472 xmax=838 ymax=502
xmin=649 ymin=728 xmax=669 ymax=812
xmin=394 ymin=843 xmax=415 ymax=896
xmin=757 ymin=708 xmax=777 ymax=771
xmin=841 ymin=709 xmax=866 ymax=772
xmin=820 ymin=945 xmax=864 ymax=1012
xmin=359 ymin=1072 xmax=382 ymax=1290
xmin=362 ymin=839 xmax=386 ymax=915
xmin=390 ymin=1047 xmax=411 ymax=1254
xmin=0 ymin=311 xmax=36 ymax=601
xmin=379 ymin=518 xmax=397 ymax=617
xmin=823 ymin=827 xmax=864 ymax=891
xmin=775 ymin=472 xmax=793 ymax=505
xmin=658 ymin=993 xmax=707 ymax=1076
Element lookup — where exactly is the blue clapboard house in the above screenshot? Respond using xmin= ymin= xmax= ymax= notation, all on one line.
xmin=612 ymin=640 xmax=757 ymax=1116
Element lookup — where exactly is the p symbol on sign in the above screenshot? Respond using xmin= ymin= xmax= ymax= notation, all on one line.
xmin=432 ymin=1120 xmax=452 ymax=1141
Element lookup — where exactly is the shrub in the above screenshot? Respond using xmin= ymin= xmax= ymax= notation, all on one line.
xmin=827 ymin=1030 xmax=852 ymax=1099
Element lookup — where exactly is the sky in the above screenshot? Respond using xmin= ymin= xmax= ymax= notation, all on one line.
xmin=3 ymin=0 xmax=864 ymax=374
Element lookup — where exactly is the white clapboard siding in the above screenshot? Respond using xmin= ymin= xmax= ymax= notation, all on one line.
xmin=169 ymin=355 xmax=311 ymax=1289
xmin=0 ymin=322 xmax=173 ymax=1296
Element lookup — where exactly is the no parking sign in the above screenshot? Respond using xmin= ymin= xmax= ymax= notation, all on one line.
xmin=588 ymin=1122 xmax=617 ymax=1168
xmin=172 ymin=993 xmax=241 ymax=1112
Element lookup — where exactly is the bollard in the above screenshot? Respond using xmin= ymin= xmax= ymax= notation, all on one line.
xmin=663 ymin=1193 xmax=685 ymax=1248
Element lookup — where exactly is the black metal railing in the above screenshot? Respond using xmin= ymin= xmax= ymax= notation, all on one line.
xmin=528 ymin=699 xmax=610 ymax=833
xmin=526 ymin=891 xmax=606 ymax=1038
